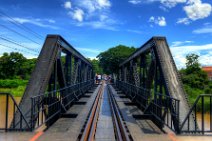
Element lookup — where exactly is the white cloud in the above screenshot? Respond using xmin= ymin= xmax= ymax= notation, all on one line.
xmin=161 ymin=0 xmax=186 ymax=8
xmin=129 ymin=0 xmax=186 ymax=7
xmin=47 ymin=19 xmax=55 ymax=23
xmin=199 ymin=51 xmax=212 ymax=67
xmin=193 ymin=26 xmax=212 ymax=34
xmin=171 ymin=44 xmax=212 ymax=68
xmin=100 ymin=15 xmax=108 ymax=21
xmin=183 ymin=0 xmax=212 ymax=21
xmin=64 ymin=1 xmax=72 ymax=9
xmin=158 ymin=17 xmax=166 ymax=26
xmin=62 ymin=0 xmax=120 ymax=31
xmin=97 ymin=0 xmax=111 ymax=8
xmin=128 ymin=0 xmax=142 ymax=4
xmin=171 ymin=40 xmax=193 ymax=47
xmin=75 ymin=17 xmax=118 ymax=31
xmin=76 ymin=47 xmax=102 ymax=54
xmin=76 ymin=47 xmax=102 ymax=59
xmin=64 ymin=0 xmax=118 ymax=30
xmin=78 ymin=0 xmax=111 ymax=13
xmin=176 ymin=1 xmax=211 ymax=25
xmin=127 ymin=29 xmax=142 ymax=34
xmin=176 ymin=18 xmax=190 ymax=25
xmin=0 ymin=40 xmax=40 ymax=59
xmin=69 ymin=8 xmax=84 ymax=22
xmin=149 ymin=16 xmax=155 ymax=22
xmin=149 ymin=16 xmax=167 ymax=26
xmin=10 ymin=17 xmax=58 ymax=29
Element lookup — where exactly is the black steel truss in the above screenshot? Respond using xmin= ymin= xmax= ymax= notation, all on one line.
xmin=12 ymin=35 xmax=94 ymax=130
xmin=116 ymin=37 xmax=196 ymax=133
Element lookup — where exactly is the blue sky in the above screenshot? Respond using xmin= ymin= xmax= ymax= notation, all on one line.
xmin=0 ymin=0 xmax=212 ymax=68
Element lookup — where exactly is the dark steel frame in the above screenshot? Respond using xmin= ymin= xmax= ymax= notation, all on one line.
xmin=1 ymin=35 xmax=95 ymax=131
xmin=180 ymin=94 xmax=212 ymax=134
xmin=116 ymin=36 xmax=200 ymax=134
xmin=0 ymin=93 xmax=31 ymax=131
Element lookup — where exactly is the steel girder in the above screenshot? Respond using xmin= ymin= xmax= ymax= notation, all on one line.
xmin=117 ymin=37 xmax=195 ymax=133
xmin=13 ymin=35 xmax=94 ymax=129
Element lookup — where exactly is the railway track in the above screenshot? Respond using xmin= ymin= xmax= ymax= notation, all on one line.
xmin=79 ymin=82 xmax=131 ymax=141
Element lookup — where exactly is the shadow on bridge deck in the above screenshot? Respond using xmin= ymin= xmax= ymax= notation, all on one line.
xmin=0 ymin=85 xmax=211 ymax=141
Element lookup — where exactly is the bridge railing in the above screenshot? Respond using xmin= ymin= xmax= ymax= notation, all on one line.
xmin=0 ymin=92 xmax=31 ymax=131
xmin=116 ymin=80 xmax=212 ymax=134
xmin=116 ymin=80 xmax=180 ymax=133
xmin=180 ymin=94 xmax=212 ymax=134
xmin=31 ymin=80 xmax=94 ymax=130
xmin=0 ymin=80 xmax=94 ymax=131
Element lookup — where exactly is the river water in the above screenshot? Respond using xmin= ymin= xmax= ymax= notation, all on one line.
xmin=0 ymin=95 xmax=21 ymax=128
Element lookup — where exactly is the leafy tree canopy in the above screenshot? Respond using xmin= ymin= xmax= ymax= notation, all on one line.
xmin=88 ymin=58 xmax=103 ymax=74
xmin=180 ymin=53 xmax=209 ymax=90
xmin=97 ymin=45 xmax=136 ymax=74
xmin=0 ymin=52 xmax=36 ymax=79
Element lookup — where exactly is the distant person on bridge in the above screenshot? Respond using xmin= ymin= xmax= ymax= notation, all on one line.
xmin=97 ymin=74 xmax=101 ymax=84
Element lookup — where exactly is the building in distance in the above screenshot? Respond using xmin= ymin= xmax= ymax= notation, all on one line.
xmin=202 ymin=66 xmax=212 ymax=81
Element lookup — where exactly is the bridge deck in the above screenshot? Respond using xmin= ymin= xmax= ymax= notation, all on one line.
xmin=108 ymin=85 xmax=172 ymax=141
xmin=0 ymin=84 xmax=211 ymax=141
xmin=38 ymin=84 xmax=173 ymax=141
xmin=95 ymin=84 xmax=115 ymax=141
xmin=37 ymin=85 xmax=100 ymax=141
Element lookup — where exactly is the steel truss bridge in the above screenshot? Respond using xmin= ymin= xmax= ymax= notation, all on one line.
xmin=0 ymin=35 xmax=212 ymax=140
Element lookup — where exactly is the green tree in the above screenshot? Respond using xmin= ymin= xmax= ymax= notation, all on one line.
xmin=19 ymin=58 xmax=37 ymax=79
xmin=0 ymin=52 xmax=36 ymax=79
xmin=97 ymin=45 xmax=136 ymax=74
xmin=0 ymin=52 xmax=27 ymax=79
xmin=180 ymin=53 xmax=209 ymax=91
xmin=185 ymin=54 xmax=201 ymax=74
xmin=88 ymin=58 xmax=103 ymax=74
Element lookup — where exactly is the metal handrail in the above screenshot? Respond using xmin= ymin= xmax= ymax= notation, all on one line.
xmin=31 ymin=80 xmax=94 ymax=98
xmin=116 ymin=80 xmax=180 ymax=133
xmin=180 ymin=94 xmax=212 ymax=134
xmin=0 ymin=92 xmax=31 ymax=131
xmin=30 ymin=79 xmax=95 ymax=131
xmin=116 ymin=80 xmax=180 ymax=101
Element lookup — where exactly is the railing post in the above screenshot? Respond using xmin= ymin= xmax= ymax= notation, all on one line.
xmin=201 ymin=96 xmax=204 ymax=135
xmin=177 ymin=100 xmax=180 ymax=134
xmin=31 ymin=98 xmax=34 ymax=131
xmin=210 ymin=96 xmax=212 ymax=132
xmin=5 ymin=94 xmax=9 ymax=132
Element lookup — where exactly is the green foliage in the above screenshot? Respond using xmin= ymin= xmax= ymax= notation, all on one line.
xmin=180 ymin=53 xmax=209 ymax=90
xmin=0 ymin=52 xmax=36 ymax=97
xmin=88 ymin=59 xmax=103 ymax=74
xmin=0 ymin=79 xmax=28 ymax=88
xmin=0 ymin=52 xmax=36 ymax=79
xmin=97 ymin=45 xmax=136 ymax=74
xmin=204 ymin=82 xmax=212 ymax=94
xmin=180 ymin=53 xmax=212 ymax=112
xmin=0 ymin=85 xmax=26 ymax=97
xmin=186 ymin=54 xmax=200 ymax=70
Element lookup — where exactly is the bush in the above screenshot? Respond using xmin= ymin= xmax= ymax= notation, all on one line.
xmin=204 ymin=82 xmax=212 ymax=94
xmin=0 ymin=79 xmax=28 ymax=88
xmin=0 ymin=85 xmax=26 ymax=97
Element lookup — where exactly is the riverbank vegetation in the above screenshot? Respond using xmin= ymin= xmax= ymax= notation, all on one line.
xmin=179 ymin=54 xmax=212 ymax=111
xmin=0 ymin=52 xmax=35 ymax=96
xmin=0 ymin=51 xmax=211 ymax=112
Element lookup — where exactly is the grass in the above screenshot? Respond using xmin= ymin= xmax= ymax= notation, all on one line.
xmin=0 ymin=85 xmax=26 ymax=97
xmin=0 ymin=79 xmax=28 ymax=97
xmin=184 ymin=85 xmax=211 ymax=112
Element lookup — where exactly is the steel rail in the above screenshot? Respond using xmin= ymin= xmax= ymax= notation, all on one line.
xmin=80 ymin=83 xmax=131 ymax=141
xmin=108 ymin=85 xmax=131 ymax=141
xmin=80 ymin=84 xmax=104 ymax=141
